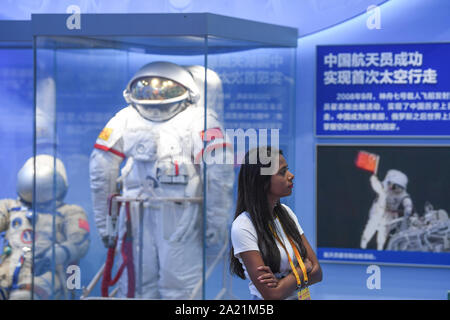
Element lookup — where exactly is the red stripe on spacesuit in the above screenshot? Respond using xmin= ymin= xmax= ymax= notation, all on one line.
xmin=174 ymin=160 xmax=179 ymax=176
xmin=200 ymin=127 xmax=224 ymax=142
xmin=94 ymin=143 xmax=125 ymax=158
xmin=195 ymin=142 xmax=233 ymax=164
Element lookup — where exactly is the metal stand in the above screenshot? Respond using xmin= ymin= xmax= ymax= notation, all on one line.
xmin=81 ymin=195 xmax=235 ymax=300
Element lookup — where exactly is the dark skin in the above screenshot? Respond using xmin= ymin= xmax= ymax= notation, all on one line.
xmin=239 ymin=155 xmax=322 ymax=300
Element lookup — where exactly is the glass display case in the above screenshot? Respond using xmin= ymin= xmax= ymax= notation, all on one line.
xmin=31 ymin=13 xmax=298 ymax=300
xmin=0 ymin=20 xmax=32 ymax=199
xmin=0 ymin=20 xmax=35 ymax=300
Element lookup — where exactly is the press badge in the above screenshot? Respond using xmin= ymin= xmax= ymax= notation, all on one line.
xmin=298 ymin=287 xmax=311 ymax=300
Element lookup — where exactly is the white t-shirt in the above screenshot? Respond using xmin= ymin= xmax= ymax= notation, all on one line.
xmin=231 ymin=204 xmax=304 ymax=300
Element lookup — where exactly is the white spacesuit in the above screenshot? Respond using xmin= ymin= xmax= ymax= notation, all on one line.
xmin=89 ymin=61 xmax=234 ymax=299
xmin=0 ymin=155 xmax=90 ymax=300
xmin=360 ymin=169 xmax=413 ymax=250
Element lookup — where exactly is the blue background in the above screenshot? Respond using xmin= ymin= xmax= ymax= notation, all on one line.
xmin=297 ymin=0 xmax=450 ymax=300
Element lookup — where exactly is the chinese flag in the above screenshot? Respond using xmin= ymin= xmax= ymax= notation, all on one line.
xmin=355 ymin=151 xmax=379 ymax=174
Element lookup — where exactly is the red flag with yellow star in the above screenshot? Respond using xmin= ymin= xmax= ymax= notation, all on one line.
xmin=355 ymin=151 xmax=379 ymax=174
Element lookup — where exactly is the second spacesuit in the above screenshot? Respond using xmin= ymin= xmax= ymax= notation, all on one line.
xmin=0 ymin=155 xmax=90 ymax=299
xmin=89 ymin=61 xmax=234 ymax=299
xmin=360 ymin=169 xmax=413 ymax=250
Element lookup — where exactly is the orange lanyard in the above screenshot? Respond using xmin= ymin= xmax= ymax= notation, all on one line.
xmin=269 ymin=220 xmax=308 ymax=289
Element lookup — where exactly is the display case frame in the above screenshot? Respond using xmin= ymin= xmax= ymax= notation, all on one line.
xmin=0 ymin=20 xmax=38 ymax=300
xmin=0 ymin=20 xmax=33 ymax=195
xmin=31 ymin=13 xmax=298 ymax=300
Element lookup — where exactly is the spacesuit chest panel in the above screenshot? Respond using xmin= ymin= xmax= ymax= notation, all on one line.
xmin=156 ymin=123 xmax=193 ymax=186
xmin=386 ymin=193 xmax=409 ymax=213
xmin=121 ymin=112 xmax=195 ymax=194
xmin=6 ymin=208 xmax=33 ymax=250
xmin=6 ymin=206 xmax=65 ymax=252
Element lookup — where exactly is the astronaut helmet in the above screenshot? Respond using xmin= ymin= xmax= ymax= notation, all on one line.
xmin=183 ymin=65 xmax=224 ymax=116
xmin=123 ymin=61 xmax=200 ymax=121
xmin=16 ymin=154 xmax=68 ymax=205
xmin=383 ymin=169 xmax=408 ymax=193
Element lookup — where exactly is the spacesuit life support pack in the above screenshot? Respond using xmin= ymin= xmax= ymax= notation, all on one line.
xmin=0 ymin=155 xmax=90 ymax=300
xmin=360 ymin=169 xmax=413 ymax=250
xmin=89 ymin=61 xmax=234 ymax=299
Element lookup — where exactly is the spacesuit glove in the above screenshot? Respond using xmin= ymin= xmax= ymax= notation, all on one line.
xmin=33 ymin=255 xmax=51 ymax=276
xmin=102 ymin=235 xmax=116 ymax=248
xmin=33 ymin=245 xmax=69 ymax=276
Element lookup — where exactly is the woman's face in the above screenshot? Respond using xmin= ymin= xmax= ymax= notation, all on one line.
xmin=267 ymin=154 xmax=294 ymax=201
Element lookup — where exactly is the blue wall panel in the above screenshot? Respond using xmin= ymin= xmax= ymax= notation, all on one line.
xmin=297 ymin=0 xmax=450 ymax=300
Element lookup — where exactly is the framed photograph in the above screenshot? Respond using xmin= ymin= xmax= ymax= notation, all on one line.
xmin=316 ymin=144 xmax=450 ymax=267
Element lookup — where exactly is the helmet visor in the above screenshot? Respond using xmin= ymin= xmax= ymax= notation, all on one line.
xmin=130 ymin=77 xmax=187 ymax=103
